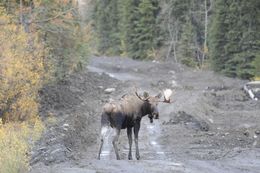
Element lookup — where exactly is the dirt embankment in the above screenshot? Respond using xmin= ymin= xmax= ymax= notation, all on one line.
xmin=31 ymin=70 xmax=128 ymax=166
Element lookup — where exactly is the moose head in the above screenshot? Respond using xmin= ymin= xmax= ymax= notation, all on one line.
xmin=135 ymin=89 xmax=173 ymax=123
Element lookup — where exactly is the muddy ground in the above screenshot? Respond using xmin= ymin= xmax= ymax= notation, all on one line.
xmin=30 ymin=57 xmax=260 ymax=173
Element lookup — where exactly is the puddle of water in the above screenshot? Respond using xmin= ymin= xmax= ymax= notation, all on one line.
xmin=99 ymin=127 xmax=115 ymax=159
xmin=100 ymin=151 xmax=110 ymax=156
xmin=150 ymin=141 xmax=157 ymax=145
xmin=170 ymin=162 xmax=183 ymax=166
xmin=109 ymin=74 xmax=115 ymax=78
xmin=147 ymin=125 xmax=155 ymax=129
xmin=156 ymin=151 xmax=165 ymax=155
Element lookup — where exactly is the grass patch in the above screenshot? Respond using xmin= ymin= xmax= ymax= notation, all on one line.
xmin=254 ymin=76 xmax=260 ymax=81
xmin=0 ymin=118 xmax=44 ymax=173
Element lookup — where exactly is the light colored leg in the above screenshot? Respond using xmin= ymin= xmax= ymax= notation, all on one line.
xmin=97 ymin=126 xmax=109 ymax=160
xmin=112 ymin=128 xmax=121 ymax=160
xmin=97 ymin=138 xmax=104 ymax=160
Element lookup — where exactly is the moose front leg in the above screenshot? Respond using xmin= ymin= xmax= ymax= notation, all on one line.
xmin=134 ymin=122 xmax=141 ymax=160
xmin=112 ymin=128 xmax=121 ymax=160
xmin=127 ymin=127 xmax=133 ymax=160
xmin=97 ymin=134 xmax=104 ymax=160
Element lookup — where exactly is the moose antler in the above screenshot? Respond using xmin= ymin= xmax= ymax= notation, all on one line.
xmin=163 ymin=89 xmax=172 ymax=103
xmin=134 ymin=87 xmax=150 ymax=102
xmin=156 ymin=89 xmax=173 ymax=103
xmin=135 ymin=91 xmax=150 ymax=102
xmin=134 ymin=87 xmax=172 ymax=103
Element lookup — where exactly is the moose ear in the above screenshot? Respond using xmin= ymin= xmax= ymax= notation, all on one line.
xmin=143 ymin=92 xmax=149 ymax=98
xmin=155 ymin=93 xmax=162 ymax=98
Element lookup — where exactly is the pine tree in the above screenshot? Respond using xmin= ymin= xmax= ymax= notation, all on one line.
xmin=118 ymin=0 xmax=139 ymax=56
xmin=178 ymin=18 xmax=197 ymax=67
xmin=209 ymin=0 xmax=229 ymax=72
xmin=132 ymin=0 xmax=159 ymax=59
xmin=94 ymin=0 xmax=120 ymax=55
xmin=106 ymin=0 xmax=121 ymax=54
xmin=209 ymin=0 xmax=260 ymax=79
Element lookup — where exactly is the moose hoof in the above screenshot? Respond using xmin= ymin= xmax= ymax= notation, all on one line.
xmin=128 ymin=156 xmax=133 ymax=160
xmin=136 ymin=156 xmax=140 ymax=160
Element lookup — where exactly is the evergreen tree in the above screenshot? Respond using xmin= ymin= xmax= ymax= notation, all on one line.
xmin=93 ymin=0 xmax=110 ymax=53
xmin=94 ymin=0 xmax=120 ymax=55
xmin=94 ymin=0 xmax=159 ymax=59
xmin=209 ymin=0 xmax=229 ymax=72
xmin=209 ymin=0 xmax=260 ymax=79
xmin=133 ymin=0 xmax=159 ymax=59
xmin=106 ymin=0 xmax=121 ymax=54
xmin=178 ymin=18 xmax=197 ymax=67
xmin=118 ymin=0 xmax=139 ymax=56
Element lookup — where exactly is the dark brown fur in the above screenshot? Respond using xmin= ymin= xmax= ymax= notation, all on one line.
xmin=97 ymin=93 xmax=161 ymax=160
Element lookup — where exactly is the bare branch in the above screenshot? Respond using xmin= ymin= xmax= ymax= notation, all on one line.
xmin=0 ymin=8 xmax=76 ymax=26
xmin=207 ymin=0 xmax=213 ymax=13
xmin=32 ymin=8 xmax=75 ymax=24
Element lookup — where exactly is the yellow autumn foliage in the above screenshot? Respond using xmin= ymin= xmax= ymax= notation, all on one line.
xmin=0 ymin=118 xmax=44 ymax=173
xmin=0 ymin=7 xmax=47 ymax=172
xmin=254 ymin=76 xmax=260 ymax=81
xmin=0 ymin=8 xmax=50 ymax=122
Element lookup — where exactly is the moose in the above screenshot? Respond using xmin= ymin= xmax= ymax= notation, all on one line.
xmin=97 ymin=89 xmax=172 ymax=160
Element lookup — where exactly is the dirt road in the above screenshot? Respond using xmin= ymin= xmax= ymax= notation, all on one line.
xmin=31 ymin=57 xmax=260 ymax=173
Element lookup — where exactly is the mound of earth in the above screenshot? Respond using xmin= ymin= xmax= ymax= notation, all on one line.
xmin=31 ymin=71 xmax=126 ymax=166
xmin=163 ymin=111 xmax=209 ymax=132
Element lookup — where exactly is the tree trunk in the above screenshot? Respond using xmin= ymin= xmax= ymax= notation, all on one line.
xmin=19 ymin=0 xmax=23 ymax=24
xmin=202 ymin=0 xmax=212 ymax=67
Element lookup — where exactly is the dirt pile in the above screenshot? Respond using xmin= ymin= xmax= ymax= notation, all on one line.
xmin=31 ymin=71 xmax=125 ymax=166
xmin=160 ymin=84 xmax=260 ymax=161
xmin=163 ymin=111 xmax=209 ymax=131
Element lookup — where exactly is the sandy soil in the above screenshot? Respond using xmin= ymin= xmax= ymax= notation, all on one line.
xmin=30 ymin=56 xmax=260 ymax=173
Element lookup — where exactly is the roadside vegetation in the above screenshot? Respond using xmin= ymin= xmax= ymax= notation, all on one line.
xmin=0 ymin=118 xmax=44 ymax=173
xmin=0 ymin=0 xmax=90 ymax=172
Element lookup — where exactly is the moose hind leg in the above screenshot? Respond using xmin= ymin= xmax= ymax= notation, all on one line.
xmin=97 ymin=126 xmax=108 ymax=160
xmin=112 ymin=128 xmax=121 ymax=160
xmin=127 ymin=127 xmax=133 ymax=160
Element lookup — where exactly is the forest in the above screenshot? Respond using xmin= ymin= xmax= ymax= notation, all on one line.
xmin=0 ymin=0 xmax=259 ymax=172
xmin=94 ymin=0 xmax=259 ymax=79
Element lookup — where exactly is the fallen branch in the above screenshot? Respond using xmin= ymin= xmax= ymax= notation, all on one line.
xmin=243 ymin=83 xmax=258 ymax=101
